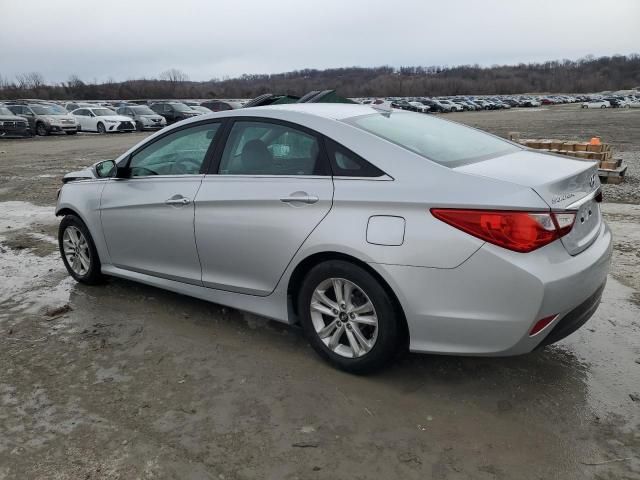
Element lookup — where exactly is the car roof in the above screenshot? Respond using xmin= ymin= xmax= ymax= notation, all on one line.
xmin=242 ymin=103 xmax=382 ymax=120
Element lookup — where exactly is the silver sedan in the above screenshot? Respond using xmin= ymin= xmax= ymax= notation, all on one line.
xmin=56 ymin=104 xmax=612 ymax=372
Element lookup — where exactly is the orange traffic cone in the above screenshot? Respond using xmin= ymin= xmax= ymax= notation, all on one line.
xmin=590 ymin=137 xmax=601 ymax=145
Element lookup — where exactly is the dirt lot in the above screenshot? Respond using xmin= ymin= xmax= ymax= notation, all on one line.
xmin=1 ymin=105 xmax=639 ymax=480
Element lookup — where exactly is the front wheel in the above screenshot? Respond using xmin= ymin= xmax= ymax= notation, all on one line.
xmin=601 ymin=105 xmax=606 ymax=109
xmin=298 ymin=260 xmax=401 ymax=373
xmin=96 ymin=122 xmax=106 ymax=134
xmin=58 ymin=215 xmax=104 ymax=285
xmin=135 ymin=121 xmax=143 ymax=131
xmin=36 ymin=122 xmax=48 ymax=136
xmin=66 ymin=131 xmax=77 ymax=135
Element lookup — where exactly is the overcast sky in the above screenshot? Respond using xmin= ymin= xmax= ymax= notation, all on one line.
xmin=2 ymin=0 xmax=638 ymax=83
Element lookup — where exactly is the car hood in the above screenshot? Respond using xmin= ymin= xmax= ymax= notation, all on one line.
xmin=0 ymin=115 xmax=26 ymax=122
xmin=140 ymin=114 xmax=165 ymax=120
xmin=97 ymin=115 xmax=132 ymax=121
xmin=62 ymin=165 xmax=98 ymax=183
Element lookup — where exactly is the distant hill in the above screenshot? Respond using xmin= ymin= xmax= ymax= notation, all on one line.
xmin=1 ymin=54 xmax=638 ymax=100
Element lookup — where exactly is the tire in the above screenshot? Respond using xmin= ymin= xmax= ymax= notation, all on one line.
xmin=601 ymin=105 xmax=606 ymax=109
xmin=65 ymin=131 xmax=77 ymax=135
xmin=58 ymin=215 xmax=105 ymax=285
xmin=96 ymin=122 xmax=106 ymax=134
xmin=36 ymin=122 xmax=48 ymax=136
xmin=135 ymin=121 xmax=143 ymax=131
xmin=297 ymin=260 xmax=401 ymax=374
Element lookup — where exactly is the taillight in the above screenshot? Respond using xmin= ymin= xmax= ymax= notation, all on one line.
xmin=529 ymin=314 xmax=557 ymax=336
xmin=430 ymin=209 xmax=576 ymax=253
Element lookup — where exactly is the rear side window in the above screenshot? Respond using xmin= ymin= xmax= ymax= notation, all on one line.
xmin=324 ymin=138 xmax=384 ymax=177
xmin=345 ymin=112 xmax=519 ymax=167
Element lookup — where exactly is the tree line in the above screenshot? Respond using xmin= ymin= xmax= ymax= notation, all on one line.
xmin=1 ymin=55 xmax=638 ymax=101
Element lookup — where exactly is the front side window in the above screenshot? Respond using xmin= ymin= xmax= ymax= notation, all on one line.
xmin=129 ymin=123 xmax=220 ymax=177
xmin=345 ymin=112 xmax=519 ymax=167
xmin=218 ymin=121 xmax=325 ymax=176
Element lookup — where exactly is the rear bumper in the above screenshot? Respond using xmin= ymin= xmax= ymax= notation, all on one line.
xmin=369 ymin=221 xmax=612 ymax=356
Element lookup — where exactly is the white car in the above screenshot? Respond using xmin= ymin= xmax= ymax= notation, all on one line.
xmin=438 ymin=100 xmax=463 ymax=112
xmin=581 ymin=100 xmax=610 ymax=109
xmin=627 ymin=100 xmax=640 ymax=108
xmin=71 ymin=107 xmax=136 ymax=134
xmin=408 ymin=101 xmax=430 ymax=113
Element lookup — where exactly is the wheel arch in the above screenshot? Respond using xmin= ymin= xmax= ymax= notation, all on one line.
xmin=286 ymin=251 xmax=409 ymax=344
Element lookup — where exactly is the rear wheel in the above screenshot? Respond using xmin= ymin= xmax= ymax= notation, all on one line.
xmin=58 ymin=215 xmax=104 ymax=285
xmin=96 ymin=122 xmax=106 ymax=134
xmin=298 ymin=260 xmax=401 ymax=373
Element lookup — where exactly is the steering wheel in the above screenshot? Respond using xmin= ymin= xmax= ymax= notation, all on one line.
xmin=131 ymin=166 xmax=158 ymax=176
xmin=172 ymin=158 xmax=202 ymax=174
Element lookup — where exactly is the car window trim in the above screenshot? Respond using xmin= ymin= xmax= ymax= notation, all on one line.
xmin=207 ymin=116 xmax=332 ymax=177
xmin=119 ymin=119 xmax=226 ymax=177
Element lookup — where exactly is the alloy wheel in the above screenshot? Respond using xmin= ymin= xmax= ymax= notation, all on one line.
xmin=310 ymin=278 xmax=378 ymax=358
xmin=62 ymin=226 xmax=91 ymax=276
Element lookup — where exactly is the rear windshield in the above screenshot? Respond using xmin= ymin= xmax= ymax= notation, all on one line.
xmin=344 ymin=112 xmax=519 ymax=166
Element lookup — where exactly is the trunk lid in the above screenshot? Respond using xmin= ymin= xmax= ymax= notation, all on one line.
xmin=455 ymin=150 xmax=602 ymax=255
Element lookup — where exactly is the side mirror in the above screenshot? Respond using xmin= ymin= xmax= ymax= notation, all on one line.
xmin=95 ymin=160 xmax=117 ymax=178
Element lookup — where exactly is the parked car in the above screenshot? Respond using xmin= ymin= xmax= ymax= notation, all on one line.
xmin=188 ymin=105 xmax=213 ymax=115
xmin=421 ymin=99 xmax=450 ymax=112
xmin=149 ymin=101 xmax=201 ymax=123
xmin=64 ymin=102 xmax=94 ymax=112
xmin=581 ymin=100 xmax=611 ymax=109
xmin=116 ymin=105 xmax=167 ymax=131
xmin=0 ymin=105 xmax=32 ymax=138
xmin=438 ymin=100 xmax=463 ymax=112
xmin=408 ymin=101 xmax=430 ymax=113
xmin=55 ymin=104 xmax=611 ymax=373
xmin=627 ymin=100 xmax=640 ymax=108
xmin=200 ymin=100 xmax=242 ymax=112
xmin=602 ymin=97 xmax=627 ymax=108
xmin=8 ymin=103 xmax=78 ymax=136
xmin=71 ymin=107 xmax=135 ymax=133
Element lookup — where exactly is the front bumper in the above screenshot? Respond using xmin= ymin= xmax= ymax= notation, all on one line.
xmin=370 ymin=220 xmax=612 ymax=356
xmin=49 ymin=124 xmax=78 ymax=132
xmin=0 ymin=125 xmax=32 ymax=138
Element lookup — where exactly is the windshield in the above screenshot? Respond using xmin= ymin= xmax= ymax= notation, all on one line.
xmin=0 ymin=107 xmax=14 ymax=116
xmin=132 ymin=106 xmax=155 ymax=115
xmin=93 ymin=108 xmax=116 ymax=116
xmin=170 ymin=103 xmax=193 ymax=112
xmin=31 ymin=105 xmax=67 ymax=115
xmin=345 ymin=112 xmax=520 ymax=166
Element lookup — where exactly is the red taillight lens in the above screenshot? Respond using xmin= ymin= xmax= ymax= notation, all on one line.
xmin=529 ymin=315 xmax=557 ymax=336
xmin=430 ymin=209 xmax=575 ymax=253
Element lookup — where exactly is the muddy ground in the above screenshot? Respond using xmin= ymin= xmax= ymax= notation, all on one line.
xmin=0 ymin=105 xmax=639 ymax=479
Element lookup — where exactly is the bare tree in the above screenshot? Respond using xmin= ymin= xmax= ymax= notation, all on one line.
xmin=15 ymin=72 xmax=45 ymax=90
xmin=159 ymin=68 xmax=189 ymax=83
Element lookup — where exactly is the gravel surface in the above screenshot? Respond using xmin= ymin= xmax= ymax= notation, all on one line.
xmin=1 ymin=109 xmax=639 ymax=479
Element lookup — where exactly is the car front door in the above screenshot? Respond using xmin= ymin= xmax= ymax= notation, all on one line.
xmin=194 ymin=119 xmax=334 ymax=296
xmin=74 ymin=109 xmax=90 ymax=130
xmin=100 ymin=121 xmax=223 ymax=284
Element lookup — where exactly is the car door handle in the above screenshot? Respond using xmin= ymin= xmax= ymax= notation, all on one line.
xmin=280 ymin=194 xmax=319 ymax=204
xmin=165 ymin=195 xmax=191 ymax=206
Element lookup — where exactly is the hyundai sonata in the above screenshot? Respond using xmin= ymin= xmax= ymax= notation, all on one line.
xmin=56 ymin=104 xmax=612 ymax=372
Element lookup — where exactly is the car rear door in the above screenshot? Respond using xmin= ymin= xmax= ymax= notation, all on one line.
xmin=100 ymin=121 xmax=223 ymax=284
xmin=194 ymin=118 xmax=334 ymax=296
